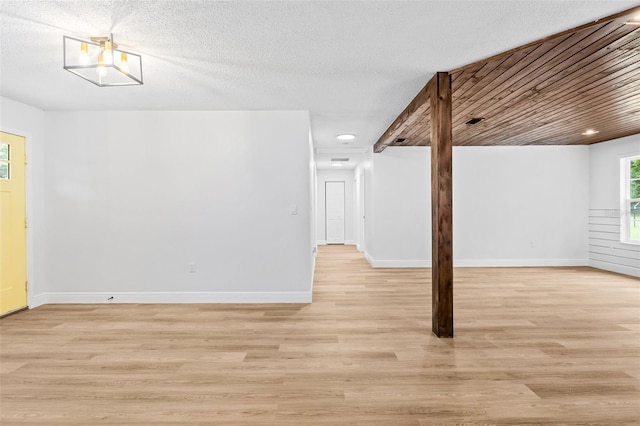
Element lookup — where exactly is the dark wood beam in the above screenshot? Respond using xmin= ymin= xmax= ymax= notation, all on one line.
xmin=373 ymin=80 xmax=432 ymax=153
xmin=430 ymin=71 xmax=453 ymax=338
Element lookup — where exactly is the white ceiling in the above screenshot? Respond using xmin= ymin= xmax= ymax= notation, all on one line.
xmin=1 ymin=1 xmax=637 ymax=156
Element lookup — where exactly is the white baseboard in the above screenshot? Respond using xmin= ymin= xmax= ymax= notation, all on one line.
xmin=30 ymin=291 xmax=312 ymax=308
xmin=365 ymin=252 xmax=429 ymax=268
xmin=454 ymin=259 xmax=589 ymax=267
xmin=319 ymin=240 xmax=356 ymax=246
xmin=589 ymin=260 xmax=640 ymax=277
xmin=364 ymin=252 xmax=374 ymax=266
xmin=310 ymin=251 xmax=317 ymax=294
xmin=364 ymin=253 xmax=589 ymax=269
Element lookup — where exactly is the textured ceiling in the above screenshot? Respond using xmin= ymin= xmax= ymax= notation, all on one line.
xmin=1 ymin=1 xmax=638 ymax=153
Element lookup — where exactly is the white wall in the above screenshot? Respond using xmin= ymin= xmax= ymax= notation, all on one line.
xmin=365 ymin=145 xmax=590 ymax=267
xmin=36 ymin=110 xmax=312 ymax=304
xmin=316 ymin=168 xmax=356 ymax=245
xmin=589 ymin=136 xmax=640 ymax=277
xmin=367 ymin=147 xmax=430 ymax=266
xmin=454 ymin=146 xmax=589 ymax=265
xmin=0 ymin=97 xmax=46 ymax=306
xmin=363 ymin=150 xmax=375 ymax=256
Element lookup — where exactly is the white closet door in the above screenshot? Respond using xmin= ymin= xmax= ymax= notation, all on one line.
xmin=325 ymin=181 xmax=345 ymax=244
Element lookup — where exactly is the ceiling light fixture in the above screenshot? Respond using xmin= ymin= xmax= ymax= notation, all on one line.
xmin=63 ymin=34 xmax=143 ymax=87
xmin=581 ymin=129 xmax=599 ymax=136
xmin=337 ymin=134 xmax=356 ymax=141
xmin=331 ymin=163 xmax=343 ymax=167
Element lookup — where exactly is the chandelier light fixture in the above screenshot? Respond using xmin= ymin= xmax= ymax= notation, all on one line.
xmin=63 ymin=33 xmax=143 ymax=87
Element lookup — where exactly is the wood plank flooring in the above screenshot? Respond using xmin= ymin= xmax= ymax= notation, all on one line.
xmin=1 ymin=245 xmax=639 ymax=424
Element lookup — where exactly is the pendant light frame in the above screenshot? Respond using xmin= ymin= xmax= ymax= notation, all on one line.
xmin=63 ymin=34 xmax=143 ymax=87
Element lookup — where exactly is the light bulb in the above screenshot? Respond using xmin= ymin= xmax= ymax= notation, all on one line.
xmin=103 ymin=40 xmax=113 ymax=64
xmin=119 ymin=52 xmax=129 ymax=75
xmin=79 ymin=42 xmax=89 ymax=66
xmin=96 ymin=53 xmax=107 ymax=77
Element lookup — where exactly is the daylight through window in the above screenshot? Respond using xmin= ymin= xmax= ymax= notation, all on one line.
xmin=622 ymin=155 xmax=640 ymax=243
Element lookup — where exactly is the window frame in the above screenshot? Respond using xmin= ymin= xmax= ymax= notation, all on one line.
xmin=621 ymin=154 xmax=640 ymax=245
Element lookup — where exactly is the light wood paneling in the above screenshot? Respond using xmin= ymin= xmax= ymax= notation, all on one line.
xmin=374 ymin=6 xmax=640 ymax=152
xmin=589 ymin=208 xmax=640 ymax=275
xmin=1 ymin=245 xmax=639 ymax=424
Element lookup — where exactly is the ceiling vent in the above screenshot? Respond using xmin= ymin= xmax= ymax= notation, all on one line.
xmin=465 ymin=117 xmax=484 ymax=125
xmin=394 ymin=138 xmax=407 ymax=144
xmin=331 ymin=158 xmax=349 ymax=162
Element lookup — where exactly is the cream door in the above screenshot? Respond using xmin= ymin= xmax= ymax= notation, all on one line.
xmin=0 ymin=132 xmax=27 ymax=315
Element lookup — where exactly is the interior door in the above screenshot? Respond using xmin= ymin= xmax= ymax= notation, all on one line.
xmin=326 ymin=181 xmax=345 ymax=244
xmin=0 ymin=132 xmax=27 ymax=316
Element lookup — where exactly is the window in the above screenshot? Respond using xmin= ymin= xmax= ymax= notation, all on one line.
xmin=0 ymin=143 xmax=9 ymax=180
xmin=622 ymin=155 xmax=640 ymax=243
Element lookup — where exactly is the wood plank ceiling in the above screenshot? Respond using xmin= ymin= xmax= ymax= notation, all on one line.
xmin=374 ymin=7 xmax=640 ymax=152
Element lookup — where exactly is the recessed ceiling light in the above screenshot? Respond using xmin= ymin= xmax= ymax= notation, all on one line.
xmin=624 ymin=14 xmax=640 ymax=24
xmin=331 ymin=163 xmax=343 ymax=167
xmin=337 ymin=134 xmax=356 ymax=141
xmin=465 ymin=117 xmax=484 ymax=125
xmin=581 ymin=129 xmax=599 ymax=136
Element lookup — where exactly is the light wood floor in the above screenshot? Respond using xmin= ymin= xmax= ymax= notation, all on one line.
xmin=1 ymin=245 xmax=639 ymax=425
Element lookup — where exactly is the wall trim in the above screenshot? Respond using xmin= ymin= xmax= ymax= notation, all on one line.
xmin=310 ymin=248 xmax=317 ymax=297
xmin=364 ymin=252 xmax=374 ymax=266
xmin=318 ymin=240 xmax=356 ymax=246
xmin=364 ymin=253 xmax=589 ymax=269
xmin=454 ymin=259 xmax=589 ymax=267
xmin=589 ymin=260 xmax=640 ymax=278
xmin=30 ymin=291 xmax=312 ymax=308
xmin=365 ymin=252 xmax=430 ymax=268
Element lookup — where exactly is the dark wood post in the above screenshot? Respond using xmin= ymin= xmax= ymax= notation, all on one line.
xmin=430 ymin=72 xmax=454 ymax=338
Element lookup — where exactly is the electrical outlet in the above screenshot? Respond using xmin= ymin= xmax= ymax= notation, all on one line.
xmin=189 ymin=262 xmax=196 ymax=273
